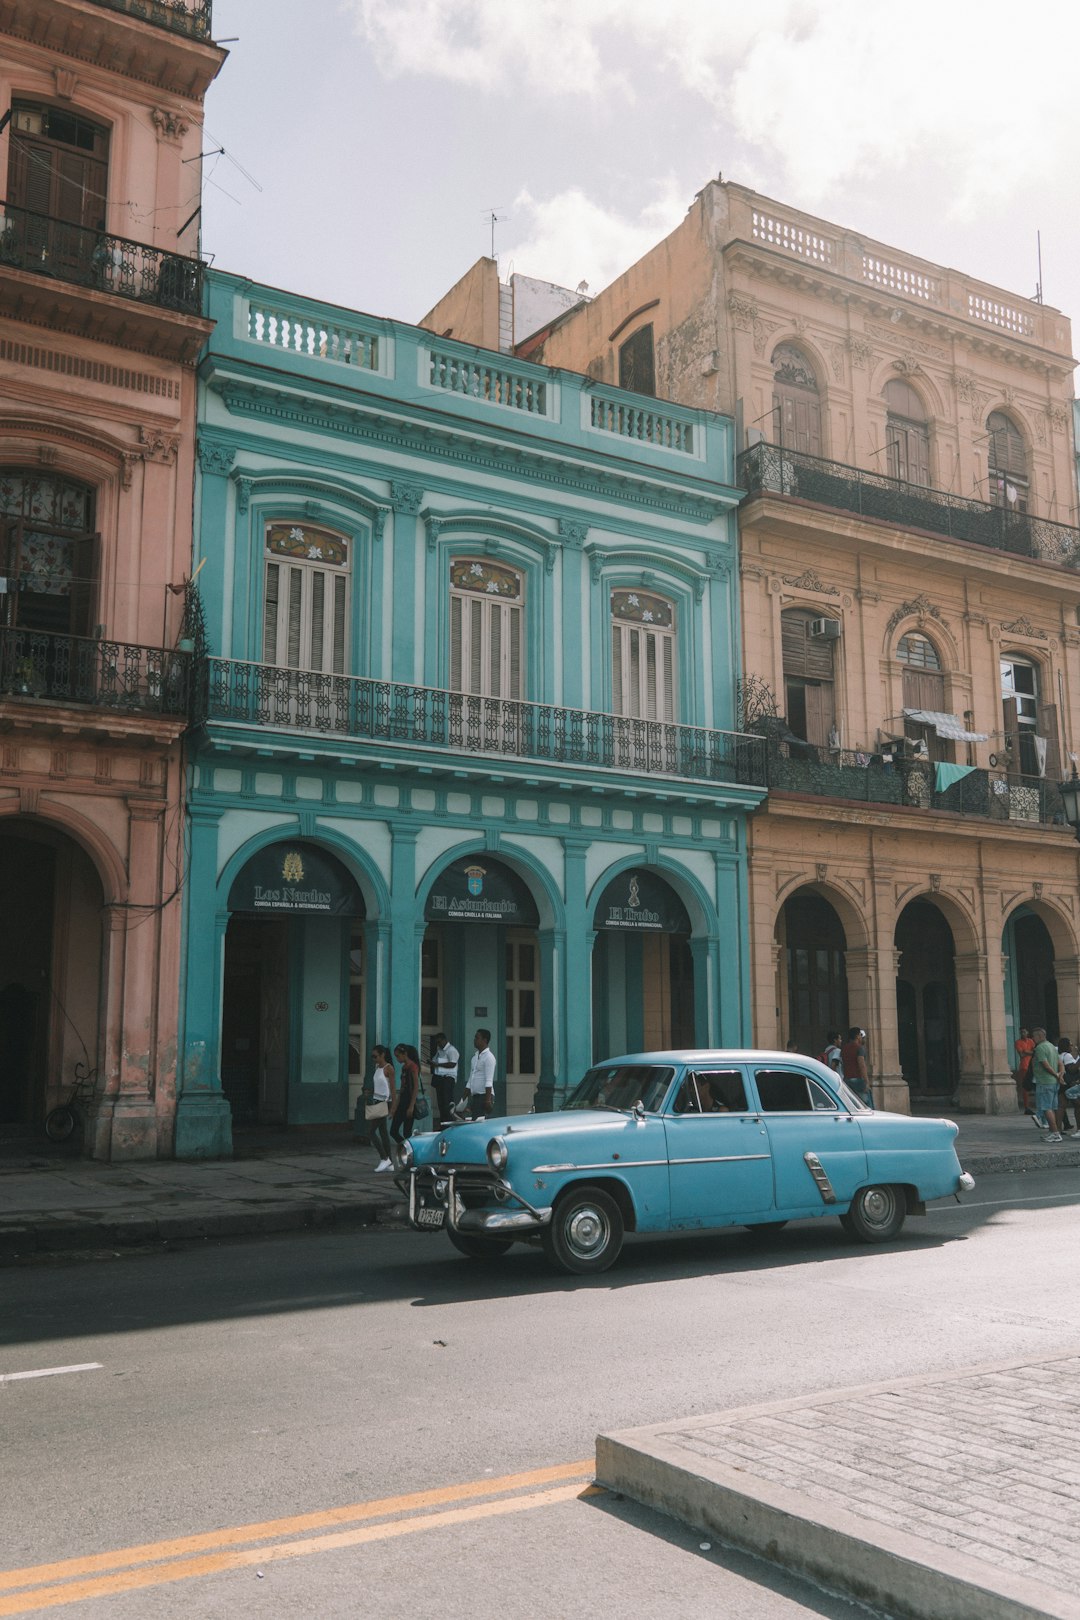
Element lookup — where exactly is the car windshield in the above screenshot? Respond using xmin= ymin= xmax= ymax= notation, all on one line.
xmin=562 ymin=1064 xmax=675 ymax=1113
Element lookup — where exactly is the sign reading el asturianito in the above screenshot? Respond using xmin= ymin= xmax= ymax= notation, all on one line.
xmin=425 ymin=857 xmax=539 ymax=926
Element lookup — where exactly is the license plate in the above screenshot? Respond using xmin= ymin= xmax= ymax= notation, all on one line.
xmin=416 ymin=1207 xmax=445 ymax=1229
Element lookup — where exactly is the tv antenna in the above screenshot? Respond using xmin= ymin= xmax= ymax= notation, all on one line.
xmin=1034 ymin=229 xmax=1044 ymax=304
xmin=483 ymin=206 xmax=508 ymax=259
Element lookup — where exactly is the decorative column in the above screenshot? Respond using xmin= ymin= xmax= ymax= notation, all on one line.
xmin=560 ymin=840 xmax=591 ymax=1107
xmin=689 ymin=936 xmax=716 ymax=1045
xmin=535 ymin=925 xmax=559 ymax=1111
xmin=844 ymin=945 xmax=907 ymax=1113
xmin=388 ymin=823 xmax=420 ymax=1047
xmin=390 ymin=483 xmax=424 ymax=685
xmin=715 ymin=849 xmax=752 ymax=1043
xmin=982 ymin=948 xmax=1018 ymax=1113
xmin=954 ymin=951 xmax=1000 ymax=1112
xmin=174 ymin=804 xmax=233 ymax=1158
xmin=196 ymin=440 xmax=235 ymax=657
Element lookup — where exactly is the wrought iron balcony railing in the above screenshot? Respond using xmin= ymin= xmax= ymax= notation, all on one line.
xmin=766 ymin=743 xmax=1064 ymax=825
xmin=85 ymin=0 xmax=213 ymax=39
xmin=0 ymin=201 xmax=204 ymax=316
xmin=0 ymin=627 xmax=191 ymax=718
xmin=202 ymin=659 xmax=767 ymax=788
xmin=737 ymin=441 xmax=1080 ymax=566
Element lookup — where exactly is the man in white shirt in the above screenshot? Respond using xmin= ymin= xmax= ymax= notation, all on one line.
xmin=467 ymin=1028 xmax=497 ymax=1120
xmin=428 ymin=1032 xmax=459 ymax=1128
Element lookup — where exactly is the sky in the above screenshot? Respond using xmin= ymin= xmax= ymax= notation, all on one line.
xmin=200 ymin=0 xmax=1080 ymax=362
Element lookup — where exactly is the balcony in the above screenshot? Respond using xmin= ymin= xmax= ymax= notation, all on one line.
xmin=201 ymin=659 xmax=766 ymax=792
xmin=765 ymin=744 xmax=1065 ymax=827
xmin=86 ymin=0 xmax=212 ymax=39
xmin=737 ymin=441 xmax=1080 ymax=566
xmin=1 ymin=201 xmax=212 ymax=361
xmin=0 ymin=628 xmax=191 ymax=720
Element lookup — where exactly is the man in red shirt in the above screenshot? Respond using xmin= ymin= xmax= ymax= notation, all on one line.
xmin=1014 ymin=1028 xmax=1035 ymax=1114
xmin=841 ymin=1027 xmax=872 ymax=1108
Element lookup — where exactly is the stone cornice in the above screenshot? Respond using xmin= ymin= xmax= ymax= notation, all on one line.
xmin=209 ymin=376 xmax=728 ymax=526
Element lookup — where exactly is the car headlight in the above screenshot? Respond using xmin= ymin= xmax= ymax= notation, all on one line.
xmin=487 ymin=1135 xmax=508 ymax=1173
xmin=398 ymin=1140 xmax=414 ymax=1170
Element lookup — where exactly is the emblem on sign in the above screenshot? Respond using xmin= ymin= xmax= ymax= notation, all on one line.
xmin=465 ymin=864 xmax=486 ymax=897
xmin=628 ymin=875 xmax=641 ymax=909
xmin=282 ymin=851 xmax=305 ymax=884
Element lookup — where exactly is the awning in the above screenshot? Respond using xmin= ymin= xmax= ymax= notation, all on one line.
xmin=903 ymin=708 xmax=989 ymax=743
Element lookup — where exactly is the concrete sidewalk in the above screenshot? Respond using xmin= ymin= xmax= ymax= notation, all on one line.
xmin=0 ymin=1110 xmax=1074 ymax=1263
xmin=597 ymin=1349 xmax=1080 ymax=1620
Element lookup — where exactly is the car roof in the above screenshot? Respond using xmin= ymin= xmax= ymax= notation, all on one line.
xmin=597 ymin=1050 xmax=833 ymax=1066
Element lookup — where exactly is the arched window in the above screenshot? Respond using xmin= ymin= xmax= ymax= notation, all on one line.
xmin=0 ymin=469 xmax=98 ymax=635
xmin=618 ymin=325 xmax=655 ymax=396
xmin=897 ymin=634 xmax=946 ymax=754
xmin=263 ymin=522 xmax=350 ymax=673
xmin=781 ymin=607 xmax=834 ymax=747
xmin=884 ymin=378 xmax=930 ymax=487
xmin=986 ymin=412 xmax=1028 ymax=514
xmin=7 ymin=101 xmax=109 ymax=231
xmin=611 ymin=589 xmax=676 ymax=721
xmin=450 ymin=558 xmax=523 ymax=699
xmin=1000 ymin=654 xmax=1057 ymax=778
xmin=897 ymin=633 xmax=941 ymax=671
xmin=771 ymin=344 xmax=821 ymax=456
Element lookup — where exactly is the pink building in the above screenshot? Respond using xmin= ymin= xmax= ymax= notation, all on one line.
xmin=0 ymin=1 xmax=225 ymax=1157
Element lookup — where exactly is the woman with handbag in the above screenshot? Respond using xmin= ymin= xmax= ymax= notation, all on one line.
xmin=390 ymin=1042 xmax=422 ymax=1161
xmin=367 ymin=1045 xmax=396 ymax=1172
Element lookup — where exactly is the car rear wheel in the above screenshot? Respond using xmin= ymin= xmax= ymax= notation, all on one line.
xmin=542 ymin=1187 xmax=624 ymax=1275
xmin=446 ymin=1229 xmax=514 ymax=1260
xmin=840 ymin=1185 xmax=905 ymax=1242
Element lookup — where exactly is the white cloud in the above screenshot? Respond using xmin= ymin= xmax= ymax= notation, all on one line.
xmin=500 ymin=181 xmax=688 ymax=298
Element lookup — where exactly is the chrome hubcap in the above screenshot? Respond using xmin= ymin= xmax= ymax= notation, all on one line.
xmin=861 ymin=1187 xmax=895 ymax=1226
xmin=566 ymin=1206 xmax=608 ymax=1257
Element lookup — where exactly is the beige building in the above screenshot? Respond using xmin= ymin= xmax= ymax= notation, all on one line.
xmin=423 ymin=181 xmax=1080 ymax=1113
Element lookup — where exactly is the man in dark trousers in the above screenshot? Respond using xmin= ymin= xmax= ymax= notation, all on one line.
xmin=841 ymin=1027 xmax=873 ymax=1108
xmin=428 ymin=1032 xmax=459 ymax=1128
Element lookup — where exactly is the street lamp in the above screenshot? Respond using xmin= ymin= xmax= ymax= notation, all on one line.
xmin=1057 ymin=771 xmax=1080 ymax=840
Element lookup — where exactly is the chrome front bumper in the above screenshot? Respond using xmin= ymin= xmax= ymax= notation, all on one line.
xmin=406 ymin=1164 xmax=552 ymax=1236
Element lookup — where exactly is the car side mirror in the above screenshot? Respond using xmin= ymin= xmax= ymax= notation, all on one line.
xmin=633 ymin=1101 xmax=647 ymax=1122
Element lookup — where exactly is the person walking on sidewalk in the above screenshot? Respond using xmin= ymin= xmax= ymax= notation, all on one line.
xmin=428 ymin=1032 xmax=459 ymax=1128
xmin=1031 ymin=1028 xmax=1065 ymax=1142
xmin=1057 ymin=1037 xmax=1078 ymax=1137
xmin=841 ymin=1027 xmax=873 ymax=1108
xmin=1014 ymin=1027 xmax=1036 ymax=1113
xmin=390 ymin=1043 xmax=421 ymax=1160
xmin=367 ymin=1045 xmax=396 ymax=1172
xmin=466 ymin=1028 xmax=497 ymax=1120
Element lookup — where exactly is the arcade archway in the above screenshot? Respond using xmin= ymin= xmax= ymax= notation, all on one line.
xmin=896 ymin=900 xmax=957 ymax=1098
xmin=776 ymin=888 xmax=849 ymax=1057
xmin=591 ymin=868 xmax=694 ymax=1061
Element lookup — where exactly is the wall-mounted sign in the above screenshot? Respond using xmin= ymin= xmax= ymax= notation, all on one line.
xmin=228 ymin=843 xmax=364 ymax=917
xmin=594 ymin=869 xmax=691 ymax=934
xmin=425 ymin=857 xmax=539 ymax=926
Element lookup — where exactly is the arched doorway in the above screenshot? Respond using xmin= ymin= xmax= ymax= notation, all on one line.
xmin=896 ymin=900 xmax=957 ymax=1098
xmin=422 ymin=855 xmax=541 ymax=1117
xmin=777 ymin=889 xmax=848 ymax=1057
xmin=591 ymin=869 xmax=694 ymax=1061
xmin=1003 ymin=907 xmax=1058 ymax=1047
xmin=0 ymin=822 xmax=103 ymax=1129
xmin=222 ymin=841 xmax=365 ymax=1127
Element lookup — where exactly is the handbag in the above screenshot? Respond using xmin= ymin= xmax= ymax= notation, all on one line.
xmin=413 ymin=1082 xmax=431 ymax=1123
xmin=365 ymin=1099 xmax=389 ymax=1120
xmin=1065 ymin=1083 xmax=1080 ymax=1101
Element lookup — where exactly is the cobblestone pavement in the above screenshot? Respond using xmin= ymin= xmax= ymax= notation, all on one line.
xmin=668 ymin=1357 xmax=1080 ymax=1602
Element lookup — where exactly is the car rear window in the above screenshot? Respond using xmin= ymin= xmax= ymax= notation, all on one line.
xmin=754 ymin=1069 xmax=839 ymax=1112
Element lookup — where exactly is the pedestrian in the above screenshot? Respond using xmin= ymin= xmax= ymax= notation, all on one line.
xmin=1014 ymin=1027 xmax=1035 ymax=1113
xmin=1064 ymin=1038 xmax=1080 ymax=1134
xmin=466 ymin=1028 xmax=497 ymax=1120
xmin=1056 ymin=1037 xmax=1077 ymax=1137
xmin=428 ymin=1031 xmax=460 ymax=1127
xmin=1030 ymin=1027 xmax=1065 ymax=1142
xmin=366 ymin=1044 xmax=396 ymax=1172
xmin=819 ymin=1028 xmax=842 ymax=1073
xmin=785 ymin=1038 xmax=800 ymax=1054
xmin=841 ymin=1027 xmax=873 ymax=1108
xmin=390 ymin=1042 xmax=421 ymax=1159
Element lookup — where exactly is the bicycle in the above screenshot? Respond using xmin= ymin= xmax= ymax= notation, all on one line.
xmin=44 ymin=1061 xmax=99 ymax=1144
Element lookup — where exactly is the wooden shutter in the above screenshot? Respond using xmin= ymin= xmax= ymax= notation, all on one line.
xmin=902 ymin=669 xmax=946 ymax=711
xmin=0 ymin=520 xmax=22 ymax=628
xmin=803 ymin=683 xmax=834 ymax=748
xmin=68 ymin=532 xmax=99 ymax=636
xmin=1037 ymin=703 xmax=1062 ymax=783
xmin=782 ymin=611 xmax=834 ymax=680
xmin=1002 ymin=696 xmax=1020 ymax=774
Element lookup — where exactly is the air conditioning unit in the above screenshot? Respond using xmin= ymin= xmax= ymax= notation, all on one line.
xmin=808 ymin=616 xmax=842 ymax=641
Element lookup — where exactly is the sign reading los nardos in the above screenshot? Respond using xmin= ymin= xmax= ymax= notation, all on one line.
xmin=228 ymin=843 xmax=363 ymax=916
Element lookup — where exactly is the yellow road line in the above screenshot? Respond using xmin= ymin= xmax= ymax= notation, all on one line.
xmin=0 ymin=1482 xmax=589 ymax=1615
xmin=0 ymin=1460 xmax=594 ymax=1595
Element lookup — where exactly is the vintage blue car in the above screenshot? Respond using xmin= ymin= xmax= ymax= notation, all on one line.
xmin=398 ymin=1050 xmax=974 ymax=1273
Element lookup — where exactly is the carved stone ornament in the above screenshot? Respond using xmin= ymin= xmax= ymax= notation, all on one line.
xmin=234 ymin=476 xmax=252 ymax=515
xmin=372 ymin=509 xmax=388 ymax=543
xmin=151 ymin=107 xmax=190 ymax=142
xmin=892 ymin=354 xmax=922 ymax=377
xmin=139 ymin=426 xmax=179 ymax=463
xmin=846 ymin=336 xmax=874 ymax=370
xmin=304 ymin=500 xmax=322 ymax=519
xmin=782 ymin=567 xmax=840 ymax=596
xmin=120 ymin=452 xmax=141 ymax=489
xmin=828 ymin=344 xmax=845 ymax=382
xmin=1000 ymin=615 xmax=1048 ymax=641
xmin=197 ymin=440 xmax=235 ymax=476
xmin=37 ymin=445 xmax=59 ymax=467
xmin=1046 ymin=404 xmax=1069 ymax=434
xmin=886 ymin=594 xmax=947 ymax=635
xmin=930 ymin=873 xmax=941 ymax=892
xmin=866 ymin=325 xmax=946 ymax=360
xmin=424 ymin=515 xmax=443 ymax=553
xmin=53 ymin=68 xmax=78 ymax=100
xmin=727 ymin=293 xmax=758 ymax=331
xmin=390 ymin=481 xmax=424 ymax=515
xmin=558 ymin=517 xmax=588 ymax=548
xmin=952 ymin=372 xmax=983 ymax=413
xmin=1033 ymin=881 xmax=1044 ymax=899
xmin=816 ymin=862 xmax=828 ymax=882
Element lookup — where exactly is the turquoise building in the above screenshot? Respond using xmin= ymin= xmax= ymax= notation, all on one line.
xmin=177 ymin=270 xmax=765 ymax=1156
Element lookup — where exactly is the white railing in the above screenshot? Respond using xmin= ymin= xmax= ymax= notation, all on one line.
xmin=246 ymin=300 xmax=380 ymax=370
xmin=425 ymin=347 xmax=549 ymax=415
xmin=752 ymin=209 xmax=834 ymax=266
xmin=862 ymin=255 xmax=939 ymax=303
xmin=967 ymin=293 xmax=1036 ymax=337
xmin=588 ymin=395 xmax=696 ymax=455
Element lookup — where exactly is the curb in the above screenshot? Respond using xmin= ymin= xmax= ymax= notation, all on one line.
xmin=962 ymin=1145 xmax=1080 ymax=1175
xmin=596 ymin=1367 xmax=1080 ymax=1620
xmin=0 ymin=1194 xmax=406 ymax=1262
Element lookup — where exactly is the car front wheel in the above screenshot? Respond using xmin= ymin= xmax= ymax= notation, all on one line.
xmin=446 ymin=1230 xmax=514 ymax=1260
xmin=840 ymin=1185 xmax=906 ymax=1243
xmin=543 ymin=1187 xmax=624 ymax=1275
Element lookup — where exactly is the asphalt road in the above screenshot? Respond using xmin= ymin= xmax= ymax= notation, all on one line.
xmin=3 ymin=1169 xmax=1080 ymax=1618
